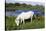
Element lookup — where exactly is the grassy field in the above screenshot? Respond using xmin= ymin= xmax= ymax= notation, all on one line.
xmin=5 ymin=16 xmax=45 ymax=30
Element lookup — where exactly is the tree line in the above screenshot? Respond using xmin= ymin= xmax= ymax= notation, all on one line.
xmin=5 ymin=3 xmax=44 ymax=12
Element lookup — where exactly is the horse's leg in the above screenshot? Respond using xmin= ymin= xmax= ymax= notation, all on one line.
xmin=31 ymin=17 xmax=32 ymax=22
xmin=23 ymin=19 xmax=25 ymax=24
xmin=19 ymin=19 xmax=22 ymax=29
xmin=21 ymin=19 xmax=22 ymax=23
xmin=20 ymin=19 xmax=24 ymax=29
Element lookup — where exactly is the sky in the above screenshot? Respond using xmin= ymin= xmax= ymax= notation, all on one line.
xmin=6 ymin=0 xmax=45 ymax=6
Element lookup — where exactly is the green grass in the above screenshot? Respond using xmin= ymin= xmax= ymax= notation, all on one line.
xmin=5 ymin=16 xmax=45 ymax=30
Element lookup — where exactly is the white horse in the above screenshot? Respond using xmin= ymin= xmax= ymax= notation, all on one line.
xmin=15 ymin=11 xmax=34 ymax=26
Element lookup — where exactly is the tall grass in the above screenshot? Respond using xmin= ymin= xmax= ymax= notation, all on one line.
xmin=5 ymin=16 xmax=45 ymax=30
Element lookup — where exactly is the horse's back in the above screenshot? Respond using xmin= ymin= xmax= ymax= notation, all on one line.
xmin=20 ymin=11 xmax=34 ymax=19
xmin=17 ymin=11 xmax=34 ymax=19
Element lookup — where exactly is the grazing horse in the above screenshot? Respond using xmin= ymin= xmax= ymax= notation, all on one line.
xmin=15 ymin=11 xmax=34 ymax=26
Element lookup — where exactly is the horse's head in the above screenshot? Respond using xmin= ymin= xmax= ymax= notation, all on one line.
xmin=15 ymin=18 xmax=19 ymax=26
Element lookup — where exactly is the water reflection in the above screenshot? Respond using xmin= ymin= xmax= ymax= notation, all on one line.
xmin=6 ymin=10 xmax=44 ymax=16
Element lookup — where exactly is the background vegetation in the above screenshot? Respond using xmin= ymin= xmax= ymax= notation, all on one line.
xmin=5 ymin=3 xmax=44 ymax=12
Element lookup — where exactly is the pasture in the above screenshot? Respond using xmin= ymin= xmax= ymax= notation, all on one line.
xmin=5 ymin=16 xmax=45 ymax=30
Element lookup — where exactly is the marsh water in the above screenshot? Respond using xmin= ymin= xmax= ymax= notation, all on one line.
xmin=6 ymin=10 xmax=44 ymax=16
